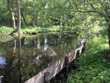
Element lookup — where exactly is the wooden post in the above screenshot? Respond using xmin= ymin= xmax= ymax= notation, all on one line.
xmin=64 ymin=56 xmax=69 ymax=79
xmin=44 ymin=72 xmax=50 ymax=83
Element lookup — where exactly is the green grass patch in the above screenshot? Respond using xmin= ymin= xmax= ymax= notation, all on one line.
xmin=0 ymin=26 xmax=77 ymax=35
xmin=22 ymin=26 xmax=61 ymax=34
xmin=0 ymin=26 xmax=14 ymax=34
xmin=0 ymin=26 xmax=61 ymax=34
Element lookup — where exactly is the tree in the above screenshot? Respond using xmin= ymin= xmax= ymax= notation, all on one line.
xmin=6 ymin=0 xmax=15 ymax=29
xmin=16 ymin=0 xmax=22 ymax=37
xmin=68 ymin=0 xmax=110 ymax=51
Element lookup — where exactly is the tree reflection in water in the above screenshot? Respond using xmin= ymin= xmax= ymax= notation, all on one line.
xmin=0 ymin=32 xmax=78 ymax=83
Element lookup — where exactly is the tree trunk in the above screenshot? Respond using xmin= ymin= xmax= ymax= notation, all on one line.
xmin=32 ymin=0 xmax=36 ymax=26
xmin=6 ymin=0 xmax=16 ymax=28
xmin=108 ymin=22 xmax=110 ymax=52
xmin=12 ymin=11 xmax=16 ymax=29
xmin=105 ymin=17 xmax=110 ymax=53
xmin=16 ymin=0 xmax=21 ymax=38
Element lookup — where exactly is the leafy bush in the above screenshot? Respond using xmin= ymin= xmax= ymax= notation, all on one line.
xmin=68 ymin=36 xmax=110 ymax=83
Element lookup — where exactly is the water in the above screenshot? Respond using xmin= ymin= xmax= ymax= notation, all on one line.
xmin=0 ymin=32 xmax=78 ymax=83
xmin=0 ymin=57 xmax=6 ymax=65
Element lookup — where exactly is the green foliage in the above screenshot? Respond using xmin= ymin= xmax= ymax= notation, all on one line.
xmin=0 ymin=26 xmax=13 ymax=34
xmin=0 ymin=0 xmax=108 ymax=41
xmin=68 ymin=36 xmax=110 ymax=83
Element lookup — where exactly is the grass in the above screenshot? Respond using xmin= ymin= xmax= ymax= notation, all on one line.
xmin=0 ymin=26 xmax=78 ymax=35
xmin=67 ymin=36 xmax=110 ymax=83
xmin=0 ymin=26 xmax=61 ymax=34
xmin=0 ymin=26 xmax=14 ymax=34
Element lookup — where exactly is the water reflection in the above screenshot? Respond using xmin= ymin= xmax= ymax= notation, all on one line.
xmin=0 ymin=32 xmax=78 ymax=83
xmin=0 ymin=76 xmax=4 ymax=83
xmin=37 ymin=35 xmax=41 ymax=49
xmin=43 ymin=34 xmax=48 ymax=51
xmin=0 ymin=56 xmax=6 ymax=68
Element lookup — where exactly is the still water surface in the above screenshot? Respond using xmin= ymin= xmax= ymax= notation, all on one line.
xmin=0 ymin=32 xmax=78 ymax=83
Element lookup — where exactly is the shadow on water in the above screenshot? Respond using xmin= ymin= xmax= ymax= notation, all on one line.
xmin=0 ymin=32 xmax=79 ymax=83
